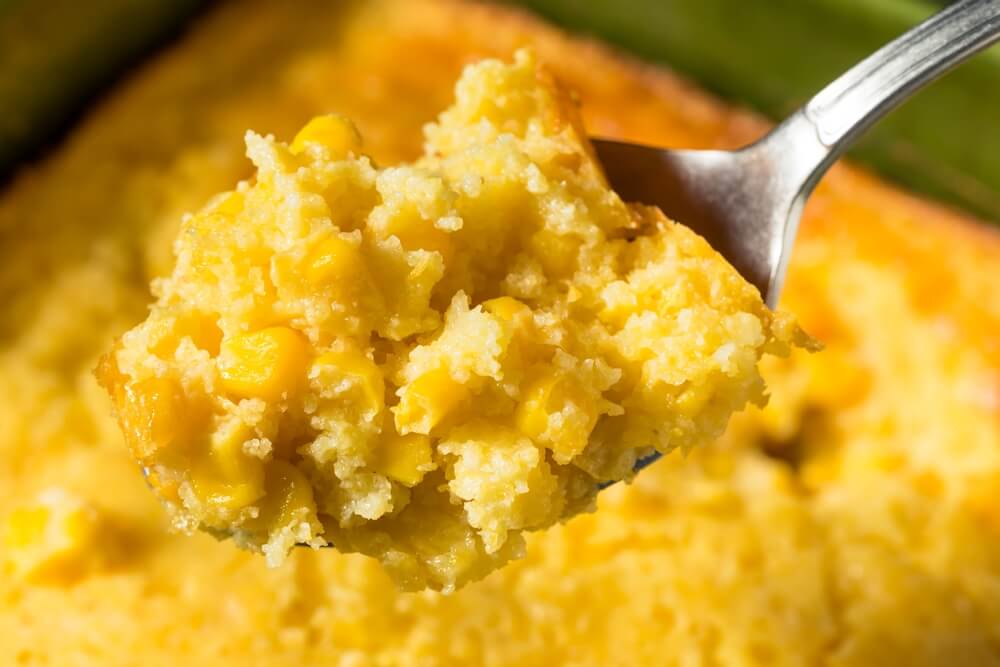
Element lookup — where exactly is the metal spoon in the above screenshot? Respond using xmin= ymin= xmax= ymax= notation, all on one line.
xmin=592 ymin=0 xmax=1000 ymax=476
xmin=595 ymin=0 xmax=1000 ymax=310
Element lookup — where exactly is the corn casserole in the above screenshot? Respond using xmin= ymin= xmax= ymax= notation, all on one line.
xmin=2 ymin=0 xmax=1000 ymax=664
xmin=96 ymin=50 xmax=802 ymax=591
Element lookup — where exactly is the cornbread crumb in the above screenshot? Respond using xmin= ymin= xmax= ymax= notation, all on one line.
xmin=98 ymin=51 xmax=799 ymax=590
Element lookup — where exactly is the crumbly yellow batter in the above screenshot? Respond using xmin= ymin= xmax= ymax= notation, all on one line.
xmin=97 ymin=51 xmax=799 ymax=591
xmin=2 ymin=0 xmax=1000 ymax=664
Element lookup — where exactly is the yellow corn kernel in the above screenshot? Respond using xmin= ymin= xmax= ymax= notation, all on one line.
xmin=189 ymin=474 xmax=264 ymax=513
xmin=483 ymin=296 xmax=533 ymax=328
xmin=381 ymin=211 xmax=455 ymax=262
xmin=119 ymin=377 xmax=191 ymax=461
xmin=515 ymin=371 xmax=561 ymax=439
xmin=206 ymin=191 xmax=244 ymax=216
xmin=3 ymin=490 xmax=100 ymax=584
xmin=4 ymin=506 xmax=49 ymax=549
xmin=211 ymin=421 xmax=261 ymax=482
xmin=674 ymin=382 xmax=712 ymax=416
xmin=410 ymin=227 xmax=454 ymax=262
xmin=515 ymin=369 xmax=596 ymax=455
xmin=312 ymin=350 xmax=384 ymax=416
xmin=153 ymin=313 xmax=223 ymax=357
xmin=176 ymin=314 xmax=224 ymax=355
xmin=290 ymin=114 xmax=362 ymax=158
xmin=372 ymin=432 xmax=435 ymax=486
xmin=394 ymin=367 xmax=466 ymax=435
xmin=144 ymin=468 xmax=181 ymax=504
xmin=219 ymin=327 xmax=310 ymax=401
xmin=306 ymin=235 xmax=365 ymax=286
xmin=483 ymin=296 xmax=547 ymax=364
xmin=249 ymin=460 xmax=317 ymax=531
xmin=190 ymin=422 xmax=265 ymax=511
xmin=530 ymin=229 xmax=578 ymax=277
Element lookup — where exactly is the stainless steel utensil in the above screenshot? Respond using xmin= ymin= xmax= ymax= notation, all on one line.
xmin=595 ymin=0 xmax=1000 ymax=309
xmin=592 ymin=0 xmax=1000 ymax=475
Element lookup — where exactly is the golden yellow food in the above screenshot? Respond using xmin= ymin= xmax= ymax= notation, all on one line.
xmin=2 ymin=0 xmax=999 ymax=664
xmin=97 ymin=51 xmax=801 ymax=591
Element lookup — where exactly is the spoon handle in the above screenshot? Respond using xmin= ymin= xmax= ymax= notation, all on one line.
xmin=803 ymin=0 xmax=1000 ymax=168
xmin=753 ymin=0 xmax=1000 ymax=302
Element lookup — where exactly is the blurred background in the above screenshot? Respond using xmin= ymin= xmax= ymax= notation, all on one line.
xmin=1 ymin=0 xmax=997 ymax=222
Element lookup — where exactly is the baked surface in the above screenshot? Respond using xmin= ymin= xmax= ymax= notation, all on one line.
xmin=1 ymin=0 xmax=999 ymax=664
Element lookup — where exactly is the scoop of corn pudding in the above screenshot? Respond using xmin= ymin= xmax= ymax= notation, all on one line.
xmin=97 ymin=50 xmax=804 ymax=591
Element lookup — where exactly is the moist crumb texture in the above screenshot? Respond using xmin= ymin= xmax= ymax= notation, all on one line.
xmin=3 ymin=0 xmax=1000 ymax=664
xmin=98 ymin=50 xmax=799 ymax=591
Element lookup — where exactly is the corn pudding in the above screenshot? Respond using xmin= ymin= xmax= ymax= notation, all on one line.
xmin=97 ymin=51 xmax=802 ymax=591
xmin=2 ymin=0 xmax=1000 ymax=664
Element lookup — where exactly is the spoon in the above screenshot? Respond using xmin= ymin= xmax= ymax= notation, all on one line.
xmin=593 ymin=0 xmax=1000 ymax=475
xmin=595 ymin=0 xmax=1000 ymax=308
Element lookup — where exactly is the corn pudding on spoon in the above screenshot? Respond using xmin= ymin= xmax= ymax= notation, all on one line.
xmin=595 ymin=0 xmax=1000 ymax=476
xmin=100 ymin=0 xmax=996 ymax=592
xmin=100 ymin=49 xmax=811 ymax=591
xmin=110 ymin=0 xmax=998 ymax=586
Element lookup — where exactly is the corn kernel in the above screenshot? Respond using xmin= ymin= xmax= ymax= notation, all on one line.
xmin=219 ymin=327 xmax=310 ymax=401
xmin=4 ymin=507 xmax=49 ymax=549
xmin=188 ymin=416 xmax=267 ymax=512
xmin=213 ymin=422 xmax=262 ymax=481
xmin=312 ymin=350 xmax=384 ymax=416
xmin=94 ymin=347 xmax=126 ymax=392
xmin=3 ymin=489 xmax=100 ymax=584
xmin=290 ymin=114 xmax=362 ymax=158
xmin=144 ymin=469 xmax=182 ymax=504
xmin=190 ymin=474 xmax=264 ymax=513
xmin=96 ymin=352 xmax=209 ymax=462
xmin=483 ymin=296 xmax=533 ymax=328
xmin=530 ymin=229 xmax=577 ymax=277
xmin=411 ymin=227 xmax=454 ymax=262
xmin=248 ymin=460 xmax=317 ymax=531
xmin=119 ymin=377 xmax=190 ymax=461
xmin=483 ymin=296 xmax=546 ymax=363
xmin=191 ymin=441 xmax=264 ymax=512
xmin=515 ymin=371 xmax=561 ymax=439
xmin=394 ymin=367 xmax=466 ymax=434
xmin=515 ymin=369 xmax=597 ymax=460
xmin=381 ymin=210 xmax=455 ymax=262
xmin=206 ymin=191 xmax=244 ymax=216
xmin=372 ymin=432 xmax=435 ymax=486
xmin=153 ymin=314 xmax=223 ymax=357
xmin=306 ymin=235 xmax=365 ymax=286
xmin=177 ymin=314 xmax=224 ymax=355
xmin=674 ymin=383 xmax=712 ymax=416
